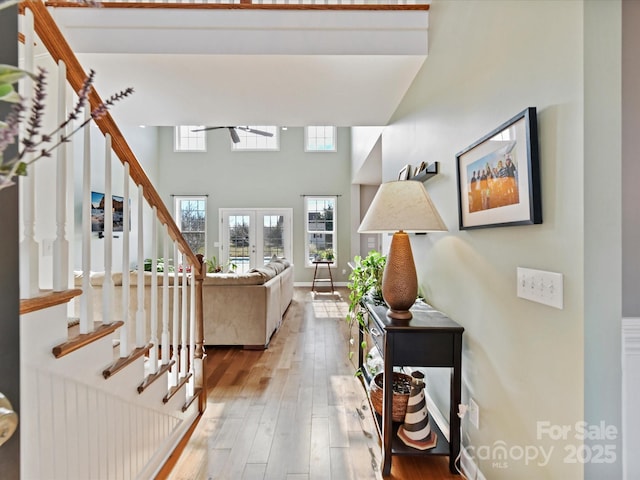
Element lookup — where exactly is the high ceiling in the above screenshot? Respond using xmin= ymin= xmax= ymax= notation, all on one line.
xmin=50 ymin=5 xmax=429 ymax=128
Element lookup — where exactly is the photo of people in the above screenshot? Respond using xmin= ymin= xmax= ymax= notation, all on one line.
xmin=466 ymin=140 xmax=519 ymax=213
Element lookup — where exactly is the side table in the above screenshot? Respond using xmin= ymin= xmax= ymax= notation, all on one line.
xmin=359 ymin=300 xmax=464 ymax=475
xmin=311 ymin=260 xmax=335 ymax=293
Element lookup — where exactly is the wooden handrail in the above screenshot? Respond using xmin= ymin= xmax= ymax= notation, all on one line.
xmin=22 ymin=0 xmax=202 ymax=276
xmin=44 ymin=1 xmax=429 ymax=10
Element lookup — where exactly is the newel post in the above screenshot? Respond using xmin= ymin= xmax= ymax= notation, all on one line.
xmin=194 ymin=253 xmax=207 ymax=412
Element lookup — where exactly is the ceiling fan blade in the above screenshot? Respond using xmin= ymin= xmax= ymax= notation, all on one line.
xmin=237 ymin=126 xmax=274 ymax=137
xmin=191 ymin=126 xmax=227 ymax=132
xmin=229 ymin=127 xmax=240 ymax=144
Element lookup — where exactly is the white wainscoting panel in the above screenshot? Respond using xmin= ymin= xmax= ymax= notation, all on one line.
xmin=623 ymin=317 xmax=640 ymax=480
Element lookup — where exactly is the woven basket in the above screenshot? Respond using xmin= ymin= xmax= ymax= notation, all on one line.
xmin=369 ymin=372 xmax=412 ymax=422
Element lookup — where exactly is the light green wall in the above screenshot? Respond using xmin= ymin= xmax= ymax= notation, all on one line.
xmin=383 ymin=0 xmax=595 ymax=478
xmin=584 ymin=1 xmax=622 ymax=479
xmin=156 ymin=127 xmax=353 ymax=283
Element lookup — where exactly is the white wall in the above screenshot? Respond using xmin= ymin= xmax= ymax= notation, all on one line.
xmin=384 ymin=1 xmax=591 ymax=478
xmin=72 ymin=125 xmax=159 ymax=273
xmin=156 ymin=127 xmax=353 ymax=284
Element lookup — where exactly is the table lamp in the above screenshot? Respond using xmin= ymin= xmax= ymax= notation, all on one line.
xmin=358 ymin=180 xmax=447 ymax=321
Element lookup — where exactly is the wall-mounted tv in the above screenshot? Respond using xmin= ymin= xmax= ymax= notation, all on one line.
xmin=91 ymin=191 xmax=129 ymax=233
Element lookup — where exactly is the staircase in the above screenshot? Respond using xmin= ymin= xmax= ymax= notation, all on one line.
xmin=17 ymin=2 xmax=206 ymax=478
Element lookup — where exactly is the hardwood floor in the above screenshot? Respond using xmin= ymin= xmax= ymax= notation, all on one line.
xmin=160 ymin=288 xmax=460 ymax=480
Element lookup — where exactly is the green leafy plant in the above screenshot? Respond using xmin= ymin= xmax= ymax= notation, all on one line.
xmin=345 ymin=250 xmax=386 ymax=371
xmin=143 ymin=257 xmax=173 ymax=273
xmin=206 ymin=255 xmax=237 ymax=273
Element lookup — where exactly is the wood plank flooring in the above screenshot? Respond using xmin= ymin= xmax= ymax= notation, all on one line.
xmin=160 ymin=288 xmax=460 ymax=480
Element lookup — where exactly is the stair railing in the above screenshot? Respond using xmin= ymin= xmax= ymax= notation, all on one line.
xmin=19 ymin=0 xmax=205 ymax=442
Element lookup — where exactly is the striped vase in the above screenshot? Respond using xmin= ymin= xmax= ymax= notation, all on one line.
xmin=397 ymin=370 xmax=437 ymax=450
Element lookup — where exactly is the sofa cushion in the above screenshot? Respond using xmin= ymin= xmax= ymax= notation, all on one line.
xmin=249 ymin=264 xmax=279 ymax=281
xmin=266 ymin=260 xmax=285 ymax=275
xmin=203 ymin=272 xmax=266 ymax=286
xmin=270 ymin=255 xmax=291 ymax=269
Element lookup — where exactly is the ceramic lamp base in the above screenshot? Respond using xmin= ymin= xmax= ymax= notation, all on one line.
xmin=381 ymin=231 xmax=417 ymax=321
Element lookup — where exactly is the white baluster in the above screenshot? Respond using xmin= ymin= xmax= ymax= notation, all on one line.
xmin=180 ymin=265 xmax=188 ymax=377
xmin=19 ymin=8 xmax=39 ymax=298
xmin=149 ymin=209 xmax=159 ymax=374
xmin=53 ymin=60 xmax=69 ymax=292
xmin=170 ymin=243 xmax=180 ymax=386
xmin=136 ymin=184 xmax=146 ymax=348
xmin=161 ymin=225 xmax=170 ymax=365
xmin=120 ymin=164 xmax=131 ymax=357
xmin=103 ymin=134 xmax=114 ymax=325
xmin=188 ymin=266 xmax=196 ymax=397
xmin=79 ymin=107 xmax=93 ymax=334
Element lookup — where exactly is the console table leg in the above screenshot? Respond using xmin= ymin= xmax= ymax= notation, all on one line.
xmin=382 ymin=454 xmax=392 ymax=476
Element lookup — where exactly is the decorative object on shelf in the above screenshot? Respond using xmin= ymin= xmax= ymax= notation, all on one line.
xmin=455 ymin=106 xmax=541 ymax=230
xmin=358 ymin=181 xmax=447 ymax=321
xmin=397 ymin=164 xmax=412 ymax=181
xmin=397 ymin=370 xmax=437 ymax=450
xmin=369 ymin=371 xmax=412 ymax=422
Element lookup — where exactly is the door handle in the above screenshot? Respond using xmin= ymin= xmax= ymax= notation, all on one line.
xmin=0 ymin=392 xmax=18 ymax=447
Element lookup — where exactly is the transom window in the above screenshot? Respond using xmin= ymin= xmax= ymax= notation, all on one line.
xmin=305 ymin=196 xmax=336 ymax=266
xmin=174 ymin=196 xmax=207 ymax=262
xmin=305 ymin=126 xmax=337 ymax=152
xmin=232 ymin=126 xmax=279 ymax=151
xmin=174 ymin=126 xmax=206 ymax=152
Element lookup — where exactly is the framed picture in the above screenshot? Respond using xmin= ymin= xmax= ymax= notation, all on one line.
xmin=455 ymin=107 xmax=541 ymax=230
xmin=398 ymin=164 xmax=411 ymax=181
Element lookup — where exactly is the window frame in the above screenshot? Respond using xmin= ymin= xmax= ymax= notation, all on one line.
xmin=173 ymin=195 xmax=208 ymax=264
xmin=174 ymin=125 xmax=206 ymax=152
xmin=231 ymin=126 xmax=280 ymax=152
xmin=304 ymin=196 xmax=337 ymax=268
xmin=304 ymin=126 xmax=337 ymax=152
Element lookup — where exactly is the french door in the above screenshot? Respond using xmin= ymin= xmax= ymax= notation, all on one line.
xmin=220 ymin=208 xmax=292 ymax=274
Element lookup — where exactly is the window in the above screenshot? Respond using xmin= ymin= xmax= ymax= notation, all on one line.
xmin=305 ymin=196 xmax=336 ymax=266
xmin=174 ymin=125 xmax=206 ymax=152
xmin=305 ymin=126 xmax=337 ymax=152
xmin=232 ymin=126 xmax=279 ymax=151
xmin=174 ymin=196 xmax=207 ymax=261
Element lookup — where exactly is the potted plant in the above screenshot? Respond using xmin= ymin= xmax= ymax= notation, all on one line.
xmin=206 ymin=255 xmax=238 ymax=274
xmin=345 ymin=250 xmax=386 ymax=370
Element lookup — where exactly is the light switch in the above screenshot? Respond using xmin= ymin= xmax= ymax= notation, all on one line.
xmin=517 ymin=267 xmax=563 ymax=309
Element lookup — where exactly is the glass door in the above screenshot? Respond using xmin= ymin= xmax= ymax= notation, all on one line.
xmin=221 ymin=211 xmax=255 ymax=274
xmin=220 ymin=208 xmax=292 ymax=273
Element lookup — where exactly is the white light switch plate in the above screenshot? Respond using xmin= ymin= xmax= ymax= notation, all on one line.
xmin=517 ymin=267 xmax=563 ymax=309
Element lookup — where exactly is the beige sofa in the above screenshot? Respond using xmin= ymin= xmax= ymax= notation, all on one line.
xmin=201 ymin=257 xmax=294 ymax=349
xmin=74 ymin=257 xmax=293 ymax=350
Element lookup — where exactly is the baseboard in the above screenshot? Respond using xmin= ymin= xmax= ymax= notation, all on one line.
xmin=459 ymin=445 xmax=487 ymax=480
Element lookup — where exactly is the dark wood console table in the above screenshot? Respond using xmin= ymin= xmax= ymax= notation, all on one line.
xmin=358 ymin=300 xmax=464 ymax=476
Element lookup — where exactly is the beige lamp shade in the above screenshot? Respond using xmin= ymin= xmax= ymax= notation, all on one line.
xmin=358 ymin=180 xmax=447 ymax=321
xmin=358 ymin=181 xmax=447 ymax=234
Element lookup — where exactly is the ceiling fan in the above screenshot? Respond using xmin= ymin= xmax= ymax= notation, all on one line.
xmin=192 ymin=126 xmax=274 ymax=144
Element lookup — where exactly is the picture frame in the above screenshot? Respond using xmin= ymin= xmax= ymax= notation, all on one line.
xmin=398 ymin=164 xmax=411 ymax=181
xmin=455 ymin=107 xmax=541 ymax=230
xmin=91 ymin=191 xmax=130 ymax=234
